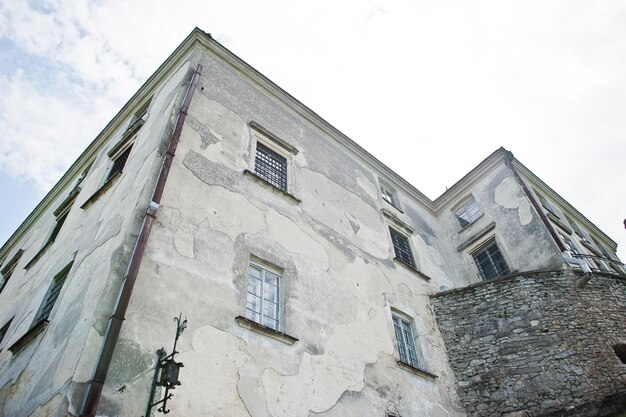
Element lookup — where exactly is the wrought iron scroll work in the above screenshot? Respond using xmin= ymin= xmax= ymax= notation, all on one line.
xmin=145 ymin=313 xmax=187 ymax=416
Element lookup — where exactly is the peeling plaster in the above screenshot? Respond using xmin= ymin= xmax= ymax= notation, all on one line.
xmin=494 ymin=177 xmax=533 ymax=226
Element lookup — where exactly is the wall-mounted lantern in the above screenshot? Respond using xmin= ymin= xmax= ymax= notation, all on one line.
xmin=145 ymin=314 xmax=187 ymax=416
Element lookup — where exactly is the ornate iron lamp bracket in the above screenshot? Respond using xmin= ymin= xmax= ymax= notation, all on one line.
xmin=145 ymin=313 xmax=187 ymax=416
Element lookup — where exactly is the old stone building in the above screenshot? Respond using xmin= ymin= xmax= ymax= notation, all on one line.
xmin=0 ymin=28 xmax=624 ymax=417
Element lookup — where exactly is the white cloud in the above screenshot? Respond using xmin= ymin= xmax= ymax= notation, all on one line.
xmin=0 ymin=0 xmax=624 ymax=257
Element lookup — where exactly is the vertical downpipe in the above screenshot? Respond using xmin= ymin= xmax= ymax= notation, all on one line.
xmin=79 ymin=64 xmax=203 ymax=417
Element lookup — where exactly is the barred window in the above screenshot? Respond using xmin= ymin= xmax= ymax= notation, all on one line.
xmin=473 ymin=239 xmax=510 ymax=280
xmin=255 ymin=142 xmax=288 ymax=192
xmin=390 ymin=228 xmax=416 ymax=269
xmin=246 ymin=262 xmax=280 ymax=331
xmin=33 ymin=266 xmax=70 ymax=325
xmin=106 ymin=145 xmax=133 ymax=182
xmin=393 ymin=314 xmax=419 ymax=368
xmin=454 ymin=196 xmax=482 ymax=228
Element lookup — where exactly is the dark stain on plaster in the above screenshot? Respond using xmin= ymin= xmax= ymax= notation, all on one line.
xmin=186 ymin=115 xmax=221 ymax=149
xmin=402 ymin=206 xmax=436 ymax=246
xmin=183 ymin=150 xmax=240 ymax=189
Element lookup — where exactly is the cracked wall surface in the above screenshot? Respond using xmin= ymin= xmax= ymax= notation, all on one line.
xmin=0 ymin=58 xmax=194 ymax=417
xmin=1 ymin=36 xmax=609 ymax=417
xmin=100 ymin=47 xmax=467 ymax=417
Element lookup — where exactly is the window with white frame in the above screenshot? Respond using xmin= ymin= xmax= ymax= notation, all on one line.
xmin=389 ymin=228 xmax=417 ymax=269
xmin=392 ymin=313 xmax=419 ymax=368
xmin=472 ymin=239 xmax=510 ymax=280
xmin=380 ymin=182 xmax=400 ymax=209
xmin=453 ymin=196 xmax=482 ymax=228
xmin=246 ymin=261 xmax=281 ymax=331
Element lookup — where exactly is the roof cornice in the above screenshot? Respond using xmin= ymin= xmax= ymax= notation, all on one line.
xmin=432 ymin=148 xmax=509 ymax=211
xmin=192 ymin=30 xmax=436 ymax=212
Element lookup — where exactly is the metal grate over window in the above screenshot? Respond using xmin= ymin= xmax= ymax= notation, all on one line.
xmin=390 ymin=228 xmax=416 ymax=269
xmin=473 ymin=240 xmax=510 ymax=280
xmin=34 ymin=269 xmax=69 ymax=324
xmin=393 ymin=314 xmax=419 ymax=368
xmin=255 ymin=142 xmax=287 ymax=192
xmin=106 ymin=145 xmax=133 ymax=182
xmin=246 ymin=263 xmax=280 ymax=331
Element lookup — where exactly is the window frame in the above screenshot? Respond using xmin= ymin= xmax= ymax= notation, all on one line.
xmin=32 ymin=264 xmax=71 ymax=327
xmin=534 ymin=189 xmax=560 ymax=219
xmin=392 ymin=312 xmax=420 ymax=369
xmin=245 ymin=259 xmax=282 ymax=332
xmin=471 ymin=238 xmax=511 ymax=280
xmin=0 ymin=249 xmax=23 ymax=294
xmin=105 ymin=143 xmax=134 ymax=183
xmin=453 ymin=195 xmax=482 ymax=229
xmin=0 ymin=317 xmax=13 ymax=347
xmin=248 ymin=122 xmax=298 ymax=197
xmin=389 ymin=227 xmax=417 ymax=270
xmin=380 ymin=180 xmax=401 ymax=210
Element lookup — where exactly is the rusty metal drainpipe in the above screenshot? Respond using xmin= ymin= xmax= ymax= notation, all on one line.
xmin=504 ymin=151 xmax=566 ymax=253
xmin=79 ymin=64 xmax=203 ymax=417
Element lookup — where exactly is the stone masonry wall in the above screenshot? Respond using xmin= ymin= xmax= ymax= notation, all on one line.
xmin=431 ymin=270 xmax=626 ymax=417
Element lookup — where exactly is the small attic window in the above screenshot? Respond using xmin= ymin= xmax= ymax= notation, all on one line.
xmin=614 ymin=344 xmax=626 ymax=364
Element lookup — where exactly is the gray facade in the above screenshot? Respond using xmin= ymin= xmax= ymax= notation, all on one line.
xmin=0 ymin=29 xmax=624 ymax=417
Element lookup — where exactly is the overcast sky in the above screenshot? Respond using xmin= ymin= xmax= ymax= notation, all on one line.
xmin=0 ymin=1 xmax=624 ymax=259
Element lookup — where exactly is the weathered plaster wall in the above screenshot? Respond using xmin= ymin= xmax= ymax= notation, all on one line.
xmin=435 ymin=166 xmax=565 ymax=287
xmin=101 ymin=47 xmax=464 ymax=417
xmin=431 ymin=271 xmax=626 ymax=417
xmin=0 ymin=59 xmax=193 ymax=417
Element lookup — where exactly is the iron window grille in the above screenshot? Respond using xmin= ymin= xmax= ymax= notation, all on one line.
xmin=254 ymin=142 xmax=288 ymax=192
xmin=246 ymin=262 xmax=280 ymax=331
xmin=390 ymin=228 xmax=416 ymax=269
xmin=392 ymin=314 xmax=419 ymax=368
xmin=454 ymin=197 xmax=482 ymax=228
xmin=33 ymin=267 xmax=70 ymax=325
xmin=473 ymin=239 xmax=510 ymax=280
xmin=106 ymin=145 xmax=133 ymax=182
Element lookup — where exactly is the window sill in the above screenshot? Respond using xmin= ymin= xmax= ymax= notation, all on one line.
xmin=235 ymin=315 xmax=298 ymax=345
xmin=393 ymin=258 xmax=432 ymax=281
xmin=243 ymin=169 xmax=301 ymax=204
xmin=457 ymin=221 xmax=496 ymax=252
xmin=8 ymin=320 xmax=48 ymax=354
xmin=457 ymin=213 xmax=484 ymax=234
xmin=383 ymin=200 xmax=404 ymax=214
xmin=24 ymin=242 xmax=52 ymax=271
xmin=81 ymin=171 xmax=122 ymax=209
xmin=397 ymin=361 xmax=438 ymax=381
